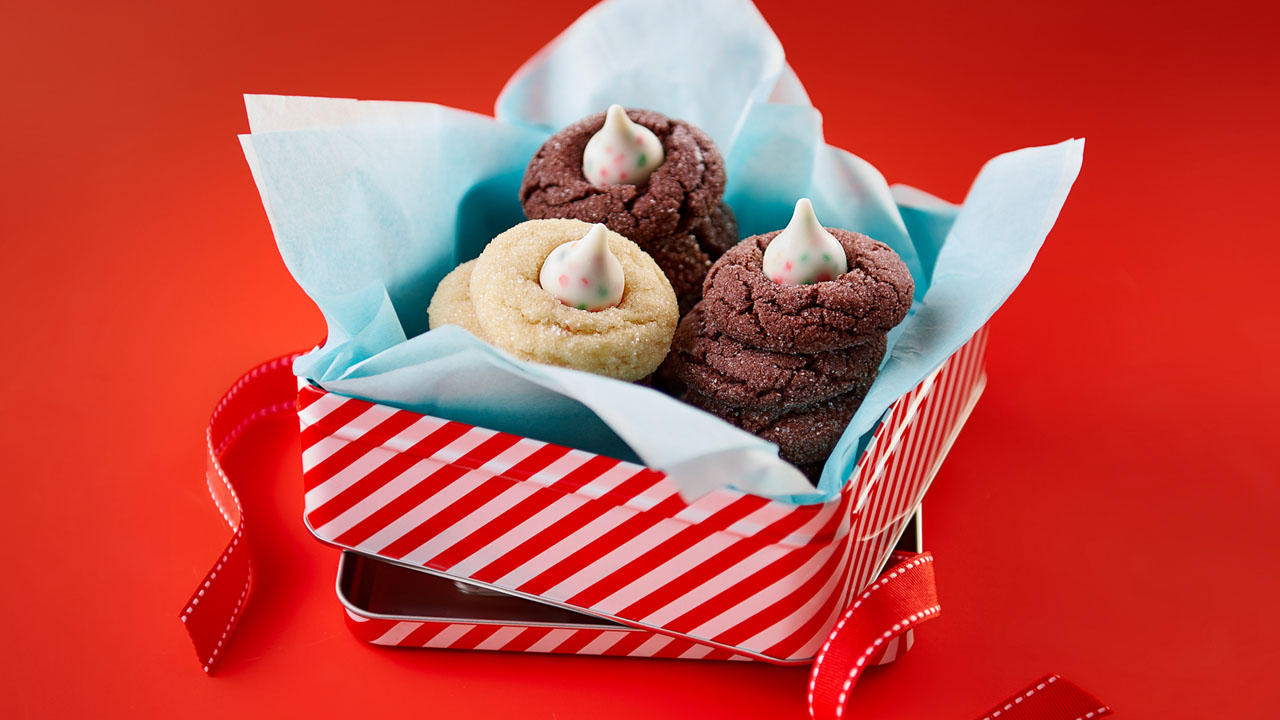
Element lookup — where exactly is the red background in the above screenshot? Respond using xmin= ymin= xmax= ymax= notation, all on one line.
xmin=2 ymin=0 xmax=1277 ymax=716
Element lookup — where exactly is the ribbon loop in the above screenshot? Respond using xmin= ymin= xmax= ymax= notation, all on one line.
xmin=809 ymin=552 xmax=941 ymax=719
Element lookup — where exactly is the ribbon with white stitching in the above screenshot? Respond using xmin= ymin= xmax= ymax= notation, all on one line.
xmin=808 ymin=552 xmax=1112 ymax=719
xmin=180 ymin=353 xmax=302 ymax=674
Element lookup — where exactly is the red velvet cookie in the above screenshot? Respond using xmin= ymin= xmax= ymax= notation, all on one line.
xmin=642 ymin=233 xmax=712 ymax=314
xmin=659 ymin=303 xmax=885 ymax=410
xmin=643 ymin=202 xmax=739 ymax=313
xmin=687 ymin=201 xmax=739 ymax=259
xmin=701 ymin=228 xmax=914 ymax=352
xmin=683 ymin=387 xmax=868 ymax=469
xmin=520 ymin=108 xmax=727 ymax=245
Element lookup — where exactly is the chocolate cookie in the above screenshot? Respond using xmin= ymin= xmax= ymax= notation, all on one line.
xmin=687 ymin=201 xmax=739 ymax=259
xmin=701 ymin=228 xmax=914 ymax=352
xmin=636 ymin=202 xmax=738 ymax=313
xmin=520 ymin=108 xmax=726 ymax=245
xmin=641 ymin=233 xmax=712 ymax=314
xmin=793 ymin=459 xmax=828 ymax=485
xmin=684 ymin=387 xmax=868 ymax=467
xmin=660 ymin=303 xmax=885 ymax=410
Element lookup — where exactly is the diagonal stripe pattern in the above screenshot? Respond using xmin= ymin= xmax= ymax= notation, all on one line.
xmin=302 ymin=328 xmax=990 ymax=663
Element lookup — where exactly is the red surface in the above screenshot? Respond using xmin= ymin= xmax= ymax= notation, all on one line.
xmin=2 ymin=0 xmax=1277 ymax=717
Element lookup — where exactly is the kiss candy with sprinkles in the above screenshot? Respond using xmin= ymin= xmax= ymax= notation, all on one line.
xmin=538 ymin=223 xmax=626 ymax=311
xmin=582 ymin=104 xmax=665 ymax=187
xmin=762 ymin=199 xmax=848 ymax=285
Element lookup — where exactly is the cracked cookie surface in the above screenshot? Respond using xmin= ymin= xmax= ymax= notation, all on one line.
xmin=686 ymin=200 xmax=739 ymax=259
xmin=702 ymin=228 xmax=913 ymax=352
xmin=520 ymin=108 xmax=726 ymax=245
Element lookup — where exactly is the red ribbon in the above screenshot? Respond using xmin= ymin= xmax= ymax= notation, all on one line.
xmin=807 ymin=552 xmax=1111 ymax=720
xmin=180 ymin=353 xmax=301 ymax=674
xmin=184 ymin=357 xmax=1111 ymax=720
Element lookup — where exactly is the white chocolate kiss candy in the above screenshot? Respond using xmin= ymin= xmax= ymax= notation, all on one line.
xmin=582 ymin=104 xmax=665 ymax=187
xmin=762 ymin=198 xmax=849 ymax=285
xmin=538 ymin=224 xmax=626 ymax=311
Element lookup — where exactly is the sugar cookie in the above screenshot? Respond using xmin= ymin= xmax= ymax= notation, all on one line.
xmin=470 ymin=219 xmax=678 ymax=381
xmin=427 ymin=259 xmax=488 ymax=340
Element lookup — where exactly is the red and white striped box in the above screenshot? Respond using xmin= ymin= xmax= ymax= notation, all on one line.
xmin=299 ymin=325 xmax=989 ymax=664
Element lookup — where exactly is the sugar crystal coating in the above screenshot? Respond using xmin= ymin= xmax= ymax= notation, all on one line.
xmin=427 ymin=260 xmax=489 ymax=340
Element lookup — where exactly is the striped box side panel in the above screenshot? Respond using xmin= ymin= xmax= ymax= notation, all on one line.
xmin=843 ymin=326 xmax=989 ymax=599
xmin=305 ymin=327 xmax=989 ymax=662
xmin=298 ymin=397 xmax=856 ymax=662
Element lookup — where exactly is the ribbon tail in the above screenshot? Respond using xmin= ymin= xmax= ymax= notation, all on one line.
xmin=807 ymin=552 xmax=1111 ymax=720
xmin=179 ymin=353 xmax=303 ymax=675
xmin=973 ymin=674 xmax=1111 ymax=720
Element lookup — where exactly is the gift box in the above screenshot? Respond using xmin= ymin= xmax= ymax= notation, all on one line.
xmin=299 ymin=326 xmax=986 ymax=663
